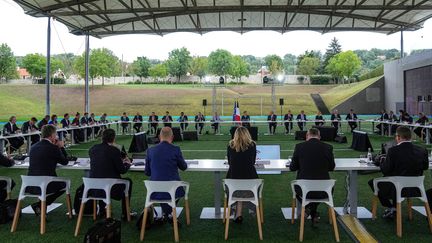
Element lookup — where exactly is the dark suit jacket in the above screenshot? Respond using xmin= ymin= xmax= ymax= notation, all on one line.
xmin=267 ymin=114 xmax=277 ymax=122
xmin=296 ymin=114 xmax=307 ymax=120
xmin=3 ymin=122 xmax=19 ymax=135
xmin=61 ymin=118 xmax=70 ymax=128
xmin=133 ymin=115 xmax=143 ymax=122
xmin=22 ymin=121 xmax=37 ymax=133
xmin=284 ymin=114 xmax=293 ymax=121
xmin=71 ymin=118 xmax=80 ymax=126
xmin=148 ymin=115 xmax=159 ymax=123
xmin=380 ymin=142 xmax=428 ymax=177
xmin=145 ymin=141 xmax=187 ymax=199
xmin=37 ymin=119 xmax=48 ymax=130
xmin=290 ymin=138 xmax=335 ymax=179
xmin=195 ymin=115 xmax=205 ymax=122
xmin=331 ymin=114 xmax=341 ymax=121
xmin=0 ymin=154 xmax=14 ymax=167
xmin=89 ymin=143 xmax=130 ymax=179
xmin=226 ymin=143 xmax=258 ymax=179
xmin=28 ymin=139 xmax=69 ymax=176
xmin=416 ymin=116 xmax=429 ymax=125
xmin=80 ymin=116 xmax=89 ymax=125
xmin=379 ymin=113 xmax=389 ymax=121
xmin=346 ymin=113 xmax=358 ymax=120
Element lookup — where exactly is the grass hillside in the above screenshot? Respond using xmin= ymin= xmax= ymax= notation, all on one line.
xmin=321 ymin=76 xmax=383 ymax=110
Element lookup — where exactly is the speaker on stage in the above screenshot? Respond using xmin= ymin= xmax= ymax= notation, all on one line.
xmin=279 ymin=98 xmax=284 ymax=106
xmin=202 ymin=99 xmax=207 ymax=106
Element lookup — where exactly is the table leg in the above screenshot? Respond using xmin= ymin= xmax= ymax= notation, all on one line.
xmin=92 ymin=127 xmax=95 ymax=140
xmin=381 ymin=123 xmax=384 ymax=136
xmin=27 ymin=136 xmax=31 ymax=154
xmin=214 ymin=171 xmax=221 ymax=217
xmin=84 ymin=128 xmax=88 ymax=142
xmin=371 ymin=121 xmax=374 ymax=134
xmin=426 ymin=128 xmax=430 ymax=145
xmin=0 ymin=139 xmax=4 ymax=155
xmin=71 ymin=130 xmax=75 ymax=145
xmin=349 ymin=170 xmax=358 ymax=216
xmin=358 ymin=121 xmax=361 ymax=131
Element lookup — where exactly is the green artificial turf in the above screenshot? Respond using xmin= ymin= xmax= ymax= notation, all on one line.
xmin=1 ymin=123 xmax=432 ymax=242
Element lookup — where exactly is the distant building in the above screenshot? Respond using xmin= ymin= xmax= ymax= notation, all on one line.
xmin=17 ymin=67 xmax=30 ymax=79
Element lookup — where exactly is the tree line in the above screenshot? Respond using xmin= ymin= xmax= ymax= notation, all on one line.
xmin=1 ymin=40 xmax=431 ymax=84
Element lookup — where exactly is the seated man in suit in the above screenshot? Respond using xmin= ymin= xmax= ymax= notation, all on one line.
xmin=80 ymin=112 xmax=92 ymax=139
xmin=194 ymin=112 xmax=205 ymax=135
xmin=133 ymin=112 xmax=143 ymax=133
xmin=211 ymin=112 xmax=222 ymax=134
xmin=413 ymin=112 xmax=429 ymax=139
xmin=346 ymin=109 xmax=358 ymax=133
xmin=145 ymin=127 xmax=188 ymax=221
xmin=37 ymin=115 xmax=50 ymax=130
xmin=330 ymin=110 xmax=341 ymax=133
xmin=290 ymin=128 xmax=335 ymax=225
xmin=0 ymin=154 xmax=15 ymax=203
xmin=71 ymin=112 xmax=84 ymax=143
xmin=27 ymin=125 xmax=69 ymax=214
xmin=89 ymin=129 xmax=133 ymax=219
xmin=267 ymin=111 xmax=277 ymax=135
xmin=120 ymin=112 xmax=130 ymax=134
xmin=3 ymin=116 xmax=24 ymax=153
xmin=368 ymin=126 xmax=428 ymax=219
xmin=162 ymin=111 xmax=173 ymax=128
xmin=178 ymin=112 xmax=188 ymax=131
xmin=315 ymin=111 xmax=325 ymax=126
xmin=241 ymin=111 xmax=251 ymax=128
xmin=148 ymin=112 xmax=159 ymax=135
xmin=283 ymin=110 xmax=294 ymax=134
xmin=22 ymin=117 xmax=40 ymax=145
xmin=296 ymin=110 xmax=307 ymax=131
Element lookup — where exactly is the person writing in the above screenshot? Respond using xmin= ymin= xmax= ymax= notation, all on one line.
xmin=22 ymin=117 xmax=40 ymax=145
xmin=290 ymin=128 xmax=335 ymax=226
xmin=89 ymin=129 xmax=133 ymax=219
xmin=368 ymin=126 xmax=428 ymax=219
xmin=145 ymin=127 xmax=187 ymax=222
xmin=27 ymin=125 xmax=69 ymax=214
xmin=226 ymin=126 xmax=258 ymax=223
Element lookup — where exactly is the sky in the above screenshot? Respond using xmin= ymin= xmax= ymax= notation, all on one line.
xmin=1 ymin=0 xmax=432 ymax=63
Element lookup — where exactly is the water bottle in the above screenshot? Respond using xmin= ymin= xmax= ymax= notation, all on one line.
xmin=367 ymin=148 xmax=373 ymax=163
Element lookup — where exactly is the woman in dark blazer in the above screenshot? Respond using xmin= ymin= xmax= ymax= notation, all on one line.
xmin=226 ymin=126 xmax=258 ymax=223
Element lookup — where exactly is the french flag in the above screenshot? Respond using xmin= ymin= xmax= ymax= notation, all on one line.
xmin=233 ymin=100 xmax=240 ymax=122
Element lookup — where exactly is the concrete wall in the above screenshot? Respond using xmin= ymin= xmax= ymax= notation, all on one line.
xmin=384 ymin=50 xmax=432 ymax=112
xmin=333 ymin=77 xmax=384 ymax=114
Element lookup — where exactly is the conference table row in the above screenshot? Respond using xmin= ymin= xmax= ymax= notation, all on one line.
xmin=10 ymin=158 xmax=430 ymax=219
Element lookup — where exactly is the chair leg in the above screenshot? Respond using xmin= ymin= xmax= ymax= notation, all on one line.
xmin=6 ymin=192 xmax=11 ymax=200
xmin=125 ymin=196 xmax=131 ymax=222
xmin=424 ymin=202 xmax=432 ymax=233
xmin=224 ymin=207 xmax=231 ymax=240
xmin=10 ymin=199 xmax=21 ymax=233
xmin=106 ymin=204 xmax=112 ymax=218
xmin=223 ymin=198 xmax=227 ymax=223
xmin=330 ymin=208 xmax=340 ymax=242
xmin=172 ymin=207 xmax=179 ymax=243
xmin=299 ymin=207 xmax=305 ymax=242
xmin=256 ymin=205 xmax=263 ymax=240
xmin=259 ymin=198 xmax=264 ymax=224
xmin=140 ymin=208 xmax=148 ymax=241
xmin=185 ymin=199 xmax=191 ymax=226
xmin=328 ymin=207 xmax=332 ymax=225
xmin=291 ymin=199 xmax=296 ymax=224
xmin=396 ymin=202 xmax=402 ymax=238
xmin=40 ymin=201 xmax=46 ymax=235
xmin=66 ymin=194 xmax=73 ymax=219
xmin=93 ymin=200 xmax=97 ymax=221
xmin=74 ymin=203 xmax=85 ymax=237
xmin=371 ymin=196 xmax=378 ymax=220
xmin=407 ymin=199 xmax=413 ymax=221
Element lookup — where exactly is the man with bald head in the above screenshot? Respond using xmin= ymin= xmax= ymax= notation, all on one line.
xmin=145 ymin=127 xmax=188 ymax=221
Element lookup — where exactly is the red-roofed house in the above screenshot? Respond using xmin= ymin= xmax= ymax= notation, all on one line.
xmin=18 ymin=68 xmax=30 ymax=79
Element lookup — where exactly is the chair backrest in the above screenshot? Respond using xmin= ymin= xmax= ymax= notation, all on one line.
xmin=0 ymin=176 xmax=12 ymax=192
xmin=391 ymin=176 xmax=426 ymax=203
xmin=144 ymin=180 xmax=189 ymax=208
xmin=19 ymin=175 xmax=55 ymax=200
xmin=291 ymin=179 xmax=336 ymax=207
xmin=82 ymin=177 xmax=130 ymax=204
xmin=223 ymin=179 xmax=263 ymax=206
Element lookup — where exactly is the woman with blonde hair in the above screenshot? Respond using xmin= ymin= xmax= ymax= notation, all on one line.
xmin=226 ymin=126 xmax=258 ymax=223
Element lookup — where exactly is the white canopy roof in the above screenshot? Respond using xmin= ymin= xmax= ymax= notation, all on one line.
xmin=14 ymin=0 xmax=432 ymax=38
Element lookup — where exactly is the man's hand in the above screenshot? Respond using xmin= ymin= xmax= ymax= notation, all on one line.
xmin=55 ymin=140 xmax=65 ymax=148
xmin=123 ymin=157 xmax=132 ymax=165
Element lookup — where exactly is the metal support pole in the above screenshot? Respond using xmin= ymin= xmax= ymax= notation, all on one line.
xmin=271 ymin=83 xmax=276 ymax=112
xmin=85 ymin=35 xmax=90 ymax=113
xmin=45 ymin=17 xmax=51 ymax=116
xmin=400 ymin=30 xmax=404 ymax=59
xmin=212 ymin=85 xmax=217 ymax=115
xmin=221 ymin=89 xmax=224 ymax=116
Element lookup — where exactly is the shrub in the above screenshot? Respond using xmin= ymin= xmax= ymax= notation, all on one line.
xmin=359 ymin=65 xmax=384 ymax=81
xmin=309 ymin=75 xmax=332 ymax=84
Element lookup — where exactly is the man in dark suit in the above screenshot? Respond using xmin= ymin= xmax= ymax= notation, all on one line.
xmin=148 ymin=112 xmax=159 ymax=135
xmin=267 ymin=111 xmax=277 ymax=135
xmin=37 ymin=115 xmax=50 ymax=130
xmin=27 ymin=125 xmax=69 ymax=214
xmin=145 ymin=127 xmax=187 ymax=220
xmin=162 ymin=111 xmax=173 ymax=127
xmin=368 ymin=126 xmax=428 ymax=219
xmin=330 ymin=110 xmax=341 ymax=133
xmin=290 ymin=128 xmax=335 ymax=224
xmin=81 ymin=112 xmax=92 ymax=139
xmin=120 ymin=112 xmax=130 ymax=134
xmin=284 ymin=110 xmax=293 ymax=134
xmin=315 ymin=111 xmax=324 ymax=126
xmin=178 ymin=112 xmax=188 ymax=131
xmin=0 ymin=154 xmax=15 ymax=203
xmin=194 ymin=112 xmax=205 ymax=135
xmin=376 ymin=109 xmax=390 ymax=135
xmin=22 ymin=117 xmax=40 ymax=145
xmin=241 ymin=111 xmax=251 ymax=128
xmin=296 ymin=110 xmax=307 ymax=131
xmin=346 ymin=109 xmax=358 ymax=132
xmin=3 ymin=116 xmax=24 ymax=152
xmin=414 ymin=112 xmax=429 ymax=139
xmin=133 ymin=112 xmax=143 ymax=133
xmin=89 ymin=129 xmax=133 ymax=219
xmin=71 ymin=112 xmax=84 ymax=143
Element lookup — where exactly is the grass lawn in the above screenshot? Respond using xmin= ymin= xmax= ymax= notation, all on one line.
xmin=1 ymin=122 xmax=432 ymax=242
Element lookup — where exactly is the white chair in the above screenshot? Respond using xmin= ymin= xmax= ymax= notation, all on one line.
xmin=140 ymin=180 xmax=190 ymax=242
xmin=290 ymin=179 xmax=339 ymax=242
xmin=371 ymin=176 xmax=432 ymax=237
xmin=10 ymin=175 xmax=72 ymax=235
xmin=0 ymin=176 xmax=13 ymax=200
xmin=223 ymin=179 xmax=264 ymax=241
xmin=74 ymin=177 xmax=131 ymax=236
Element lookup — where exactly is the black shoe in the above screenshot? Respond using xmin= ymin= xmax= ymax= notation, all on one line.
xmin=311 ymin=212 xmax=320 ymax=227
xmin=31 ymin=203 xmax=41 ymax=216
xmin=167 ymin=216 xmax=182 ymax=228
xmin=122 ymin=211 xmax=138 ymax=221
xmin=233 ymin=216 xmax=243 ymax=224
xmin=382 ymin=208 xmax=396 ymax=220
